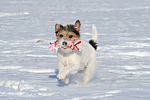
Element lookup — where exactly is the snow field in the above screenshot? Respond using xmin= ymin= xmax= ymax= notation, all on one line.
xmin=0 ymin=0 xmax=150 ymax=100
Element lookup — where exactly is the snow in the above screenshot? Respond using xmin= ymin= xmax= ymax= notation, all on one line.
xmin=0 ymin=0 xmax=150 ymax=100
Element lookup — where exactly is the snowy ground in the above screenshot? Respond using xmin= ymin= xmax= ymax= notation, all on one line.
xmin=0 ymin=0 xmax=150 ymax=100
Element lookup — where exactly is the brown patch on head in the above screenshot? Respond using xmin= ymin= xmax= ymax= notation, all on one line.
xmin=66 ymin=31 xmax=80 ymax=41
xmin=56 ymin=30 xmax=80 ymax=42
xmin=56 ymin=30 xmax=65 ymax=41
xmin=55 ymin=20 xmax=81 ymax=41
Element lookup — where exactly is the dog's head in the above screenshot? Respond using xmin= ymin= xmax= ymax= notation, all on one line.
xmin=55 ymin=20 xmax=81 ymax=53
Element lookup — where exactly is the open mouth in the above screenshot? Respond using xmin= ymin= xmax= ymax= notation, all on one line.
xmin=61 ymin=46 xmax=69 ymax=49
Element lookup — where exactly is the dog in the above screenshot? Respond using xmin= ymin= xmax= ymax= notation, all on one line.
xmin=54 ymin=20 xmax=97 ymax=85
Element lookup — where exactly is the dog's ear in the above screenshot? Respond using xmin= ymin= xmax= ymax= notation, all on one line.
xmin=55 ymin=24 xmax=63 ymax=33
xmin=73 ymin=20 xmax=81 ymax=32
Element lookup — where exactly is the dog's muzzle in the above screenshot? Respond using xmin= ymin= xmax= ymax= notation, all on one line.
xmin=62 ymin=41 xmax=67 ymax=46
xmin=61 ymin=41 xmax=69 ymax=49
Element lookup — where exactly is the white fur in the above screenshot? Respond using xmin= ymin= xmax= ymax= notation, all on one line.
xmin=92 ymin=24 xmax=97 ymax=43
xmin=57 ymin=25 xmax=97 ymax=85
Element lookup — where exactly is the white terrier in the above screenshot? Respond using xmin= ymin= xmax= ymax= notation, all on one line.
xmin=51 ymin=20 xmax=97 ymax=85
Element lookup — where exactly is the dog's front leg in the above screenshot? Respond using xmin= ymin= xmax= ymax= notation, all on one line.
xmin=57 ymin=62 xmax=70 ymax=84
xmin=57 ymin=64 xmax=80 ymax=81
xmin=58 ymin=62 xmax=65 ymax=74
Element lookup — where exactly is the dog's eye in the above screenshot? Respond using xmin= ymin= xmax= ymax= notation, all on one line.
xmin=69 ymin=35 xmax=73 ymax=38
xmin=59 ymin=34 xmax=63 ymax=38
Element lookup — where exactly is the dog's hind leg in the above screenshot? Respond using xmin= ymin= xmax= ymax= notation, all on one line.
xmin=83 ymin=58 xmax=97 ymax=85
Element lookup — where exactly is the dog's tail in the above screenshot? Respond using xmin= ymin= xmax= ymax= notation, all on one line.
xmin=89 ymin=24 xmax=98 ymax=50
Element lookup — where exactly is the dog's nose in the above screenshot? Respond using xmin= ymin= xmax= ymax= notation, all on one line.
xmin=62 ymin=41 xmax=67 ymax=45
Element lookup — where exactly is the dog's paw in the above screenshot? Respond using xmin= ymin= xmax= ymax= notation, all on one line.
xmin=57 ymin=74 xmax=65 ymax=80
xmin=63 ymin=76 xmax=69 ymax=84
